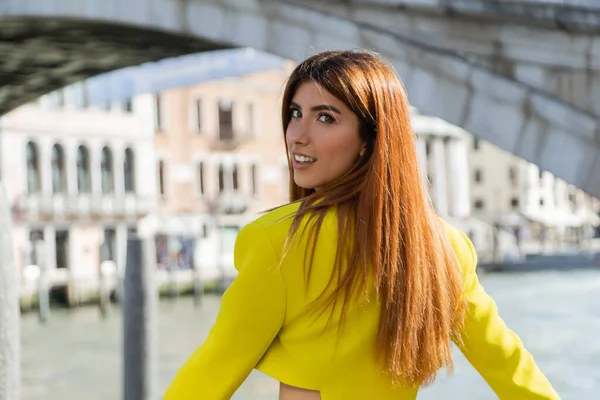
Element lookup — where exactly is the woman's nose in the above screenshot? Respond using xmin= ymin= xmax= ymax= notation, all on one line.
xmin=286 ymin=123 xmax=309 ymax=145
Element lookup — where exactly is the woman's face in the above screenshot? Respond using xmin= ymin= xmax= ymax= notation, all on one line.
xmin=286 ymin=81 xmax=365 ymax=191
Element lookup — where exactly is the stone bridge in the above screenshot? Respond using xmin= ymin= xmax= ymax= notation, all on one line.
xmin=0 ymin=0 xmax=599 ymax=197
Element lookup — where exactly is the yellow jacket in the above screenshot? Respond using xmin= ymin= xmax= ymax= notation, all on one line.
xmin=164 ymin=202 xmax=559 ymax=399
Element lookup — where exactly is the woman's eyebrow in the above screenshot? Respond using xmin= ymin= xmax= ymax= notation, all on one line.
xmin=290 ymin=101 xmax=342 ymax=115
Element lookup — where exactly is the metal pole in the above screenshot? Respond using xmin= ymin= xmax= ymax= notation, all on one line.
xmin=98 ymin=273 xmax=109 ymax=318
xmin=211 ymin=202 xmax=225 ymax=294
xmin=492 ymin=223 xmax=500 ymax=263
xmin=115 ymin=269 xmax=125 ymax=308
xmin=168 ymin=256 xmax=177 ymax=299
xmin=0 ymin=184 xmax=20 ymax=400
xmin=35 ymin=240 xmax=50 ymax=324
xmin=192 ymin=263 xmax=203 ymax=307
xmin=123 ymin=236 xmax=158 ymax=400
xmin=98 ymin=242 xmax=111 ymax=318
xmin=216 ymin=222 xmax=226 ymax=294
xmin=114 ymin=227 xmax=126 ymax=307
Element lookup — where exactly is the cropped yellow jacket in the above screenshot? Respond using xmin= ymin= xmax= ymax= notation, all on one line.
xmin=164 ymin=203 xmax=559 ymax=399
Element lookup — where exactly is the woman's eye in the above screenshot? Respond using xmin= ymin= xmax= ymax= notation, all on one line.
xmin=290 ymin=108 xmax=301 ymax=118
xmin=318 ymin=113 xmax=335 ymax=124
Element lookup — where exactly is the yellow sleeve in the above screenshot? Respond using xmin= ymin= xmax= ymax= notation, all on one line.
xmin=163 ymin=221 xmax=286 ymax=400
xmin=454 ymin=231 xmax=560 ymax=399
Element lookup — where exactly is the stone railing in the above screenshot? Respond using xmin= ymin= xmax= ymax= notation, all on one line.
xmin=13 ymin=193 xmax=156 ymax=218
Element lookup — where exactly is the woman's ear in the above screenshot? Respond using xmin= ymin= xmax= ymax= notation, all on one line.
xmin=359 ymin=145 xmax=366 ymax=157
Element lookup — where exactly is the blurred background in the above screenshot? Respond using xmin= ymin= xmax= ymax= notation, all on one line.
xmin=1 ymin=0 xmax=600 ymax=399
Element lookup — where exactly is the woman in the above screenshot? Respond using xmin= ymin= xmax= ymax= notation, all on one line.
xmin=164 ymin=51 xmax=559 ymax=400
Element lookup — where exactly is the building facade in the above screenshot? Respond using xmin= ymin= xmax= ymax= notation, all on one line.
xmin=467 ymin=135 xmax=599 ymax=258
xmin=151 ymin=64 xmax=295 ymax=285
xmin=3 ymin=89 xmax=157 ymax=306
xmin=410 ymin=109 xmax=599 ymax=260
xmin=411 ymin=109 xmax=471 ymax=222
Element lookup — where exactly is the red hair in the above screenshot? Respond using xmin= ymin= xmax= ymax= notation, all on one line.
xmin=280 ymin=50 xmax=465 ymax=386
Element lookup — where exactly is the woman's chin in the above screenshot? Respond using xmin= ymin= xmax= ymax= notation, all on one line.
xmin=294 ymin=178 xmax=317 ymax=191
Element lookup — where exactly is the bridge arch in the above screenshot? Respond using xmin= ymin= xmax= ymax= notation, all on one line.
xmin=0 ymin=0 xmax=598 ymax=197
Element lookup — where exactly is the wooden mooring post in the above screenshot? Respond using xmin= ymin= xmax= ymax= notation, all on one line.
xmin=123 ymin=235 xmax=158 ymax=400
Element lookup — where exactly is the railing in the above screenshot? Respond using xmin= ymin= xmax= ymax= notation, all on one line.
xmin=209 ymin=130 xmax=253 ymax=151
xmin=204 ymin=192 xmax=252 ymax=215
xmin=13 ymin=193 xmax=155 ymax=218
xmin=210 ymin=137 xmax=242 ymax=151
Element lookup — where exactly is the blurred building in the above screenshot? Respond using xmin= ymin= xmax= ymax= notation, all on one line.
xmin=2 ymin=87 xmax=157 ymax=306
xmin=4 ymin=49 xmax=299 ymax=305
xmin=467 ymin=136 xmax=599 ymax=258
xmin=410 ymin=110 xmax=504 ymax=258
xmin=2 ymin=49 xmax=300 ymax=304
xmin=411 ymin=109 xmax=471 ymax=221
xmin=411 ymin=108 xmax=600 ymax=260
xmin=150 ymin=64 xmax=294 ymax=285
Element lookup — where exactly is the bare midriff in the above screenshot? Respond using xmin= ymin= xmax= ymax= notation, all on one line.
xmin=279 ymin=382 xmax=322 ymax=400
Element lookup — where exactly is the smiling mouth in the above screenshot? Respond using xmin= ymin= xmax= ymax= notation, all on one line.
xmin=293 ymin=154 xmax=317 ymax=163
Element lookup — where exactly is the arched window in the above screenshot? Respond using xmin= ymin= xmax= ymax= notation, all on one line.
xmin=51 ymin=144 xmax=66 ymax=193
xmin=218 ymin=164 xmax=225 ymax=193
xmin=251 ymin=164 xmax=257 ymax=195
xmin=154 ymin=94 xmax=164 ymax=131
xmin=508 ymin=166 xmax=518 ymax=187
xmin=218 ymin=100 xmax=234 ymax=140
xmin=232 ymin=164 xmax=239 ymax=191
xmin=158 ymin=160 xmax=165 ymax=197
xmin=26 ymin=141 xmax=41 ymax=194
xmin=198 ymin=162 xmax=205 ymax=195
xmin=101 ymin=147 xmax=114 ymax=193
xmin=76 ymin=145 xmax=91 ymax=193
xmin=124 ymin=148 xmax=135 ymax=193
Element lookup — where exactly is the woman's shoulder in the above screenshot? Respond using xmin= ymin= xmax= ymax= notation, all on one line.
xmin=239 ymin=202 xmax=338 ymax=251
xmin=231 ymin=204 xmax=305 ymax=271
xmin=253 ymin=202 xmax=302 ymax=228
xmin=237 ymin=202 xmax=301 ymax=249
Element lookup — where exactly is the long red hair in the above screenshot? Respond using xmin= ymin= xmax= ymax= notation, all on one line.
xmin=280 ymin=51 xmax=466 ymax=386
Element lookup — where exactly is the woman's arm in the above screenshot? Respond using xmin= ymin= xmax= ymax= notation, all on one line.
xmin=453 ymin=231 xmax=560 ymax=399
xmin=164 ymin=221 xmax=286 ymax=399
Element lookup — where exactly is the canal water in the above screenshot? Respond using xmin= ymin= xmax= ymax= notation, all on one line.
xmin=21 ymin=270 xmax=600 ymax=399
